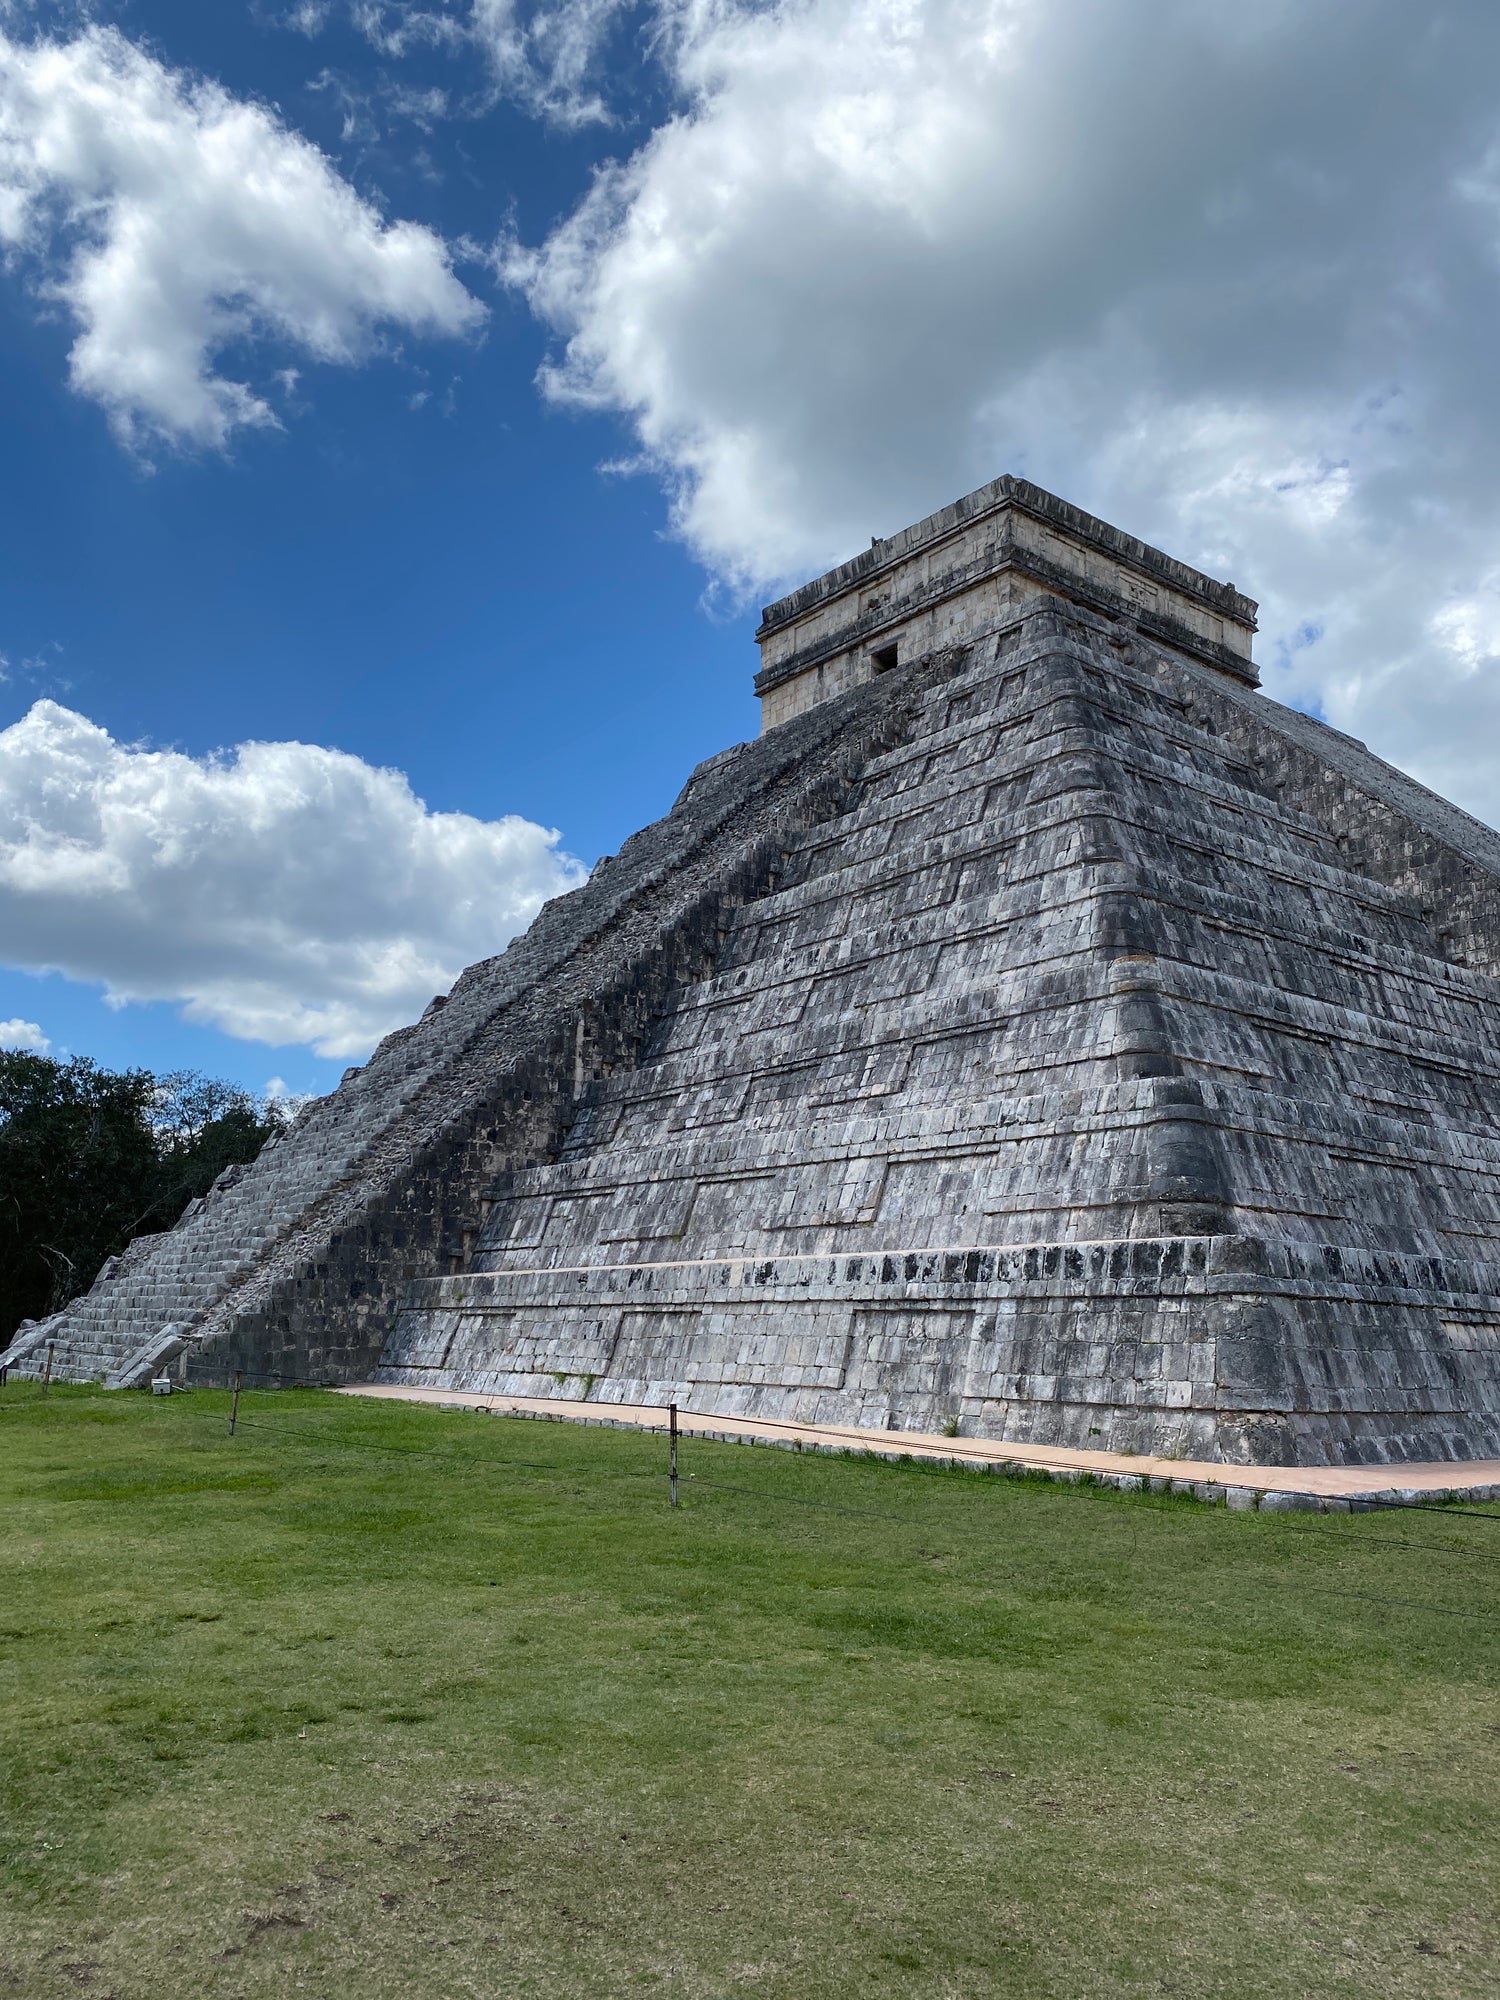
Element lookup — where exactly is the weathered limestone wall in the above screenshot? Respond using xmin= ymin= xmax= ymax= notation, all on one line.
xmin=1157 ymin=651 xmax=1500 ymax=983
xmin=388 ymin=1237 xmax=1500 ymax=1468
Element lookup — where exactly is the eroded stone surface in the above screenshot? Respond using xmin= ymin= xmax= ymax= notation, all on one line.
xmin=384 ymin=601 xmax=1500 ymax=1464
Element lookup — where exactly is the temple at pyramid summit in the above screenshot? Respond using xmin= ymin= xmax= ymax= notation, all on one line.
xmin=9 ymin=474 xmax=1500 ymax=1467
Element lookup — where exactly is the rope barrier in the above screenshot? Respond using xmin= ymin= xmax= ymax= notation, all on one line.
xmin=9 ymin=1373 xmax=1500 ymax=1627
xmin=202 ymin=1393 xmax=1500 ymax=1581
xmin=8 ymin=1372 xmax=1500 ymax=1569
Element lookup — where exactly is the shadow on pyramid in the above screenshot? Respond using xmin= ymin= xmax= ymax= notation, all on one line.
xmin=11 ymin=479 xmax=1500 ymax=1470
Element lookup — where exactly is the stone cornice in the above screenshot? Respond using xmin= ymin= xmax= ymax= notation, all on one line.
xmin=753 ymin=527 xmax=1260 ymax=697
xmin=756 ymin=474 xmax=1258 ymax=641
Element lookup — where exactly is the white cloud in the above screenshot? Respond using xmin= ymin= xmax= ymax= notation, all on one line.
xmin=0 ymin=701 xmax=587 ymax=1059
xmin=265 ymin=1075 xmax=319 ymax=1117
xmin=506 ymin=0 xmax=1500 ymax=826
xmin=0 ymin=23 xmax=485 ymax=446
xmin=285 ymin=2 xmax=335 ymax=33
xmin=349 ymin=2 xmax=468 ymax=60
xmin=469 ymin=0 xmax=630 ymax=124
xmin=341 ymin=0 xmax=628 ymax=125
xmin=0 ymin=1017 xmax=50 ymax=1055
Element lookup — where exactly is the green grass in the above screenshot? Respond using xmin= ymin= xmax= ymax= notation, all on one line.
xmin=2 ymin=1385 xmax=1498 ymax=1998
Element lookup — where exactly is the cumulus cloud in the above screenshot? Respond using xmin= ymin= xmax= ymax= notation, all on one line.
xmin=0 ymin=701 xmax=586 ymax=1058
xmin=0 ymin=23 xmax=484 ymax=446
xmin=0 ymin=1018 xmax=50 ymax=1055
xmin=505 ymin=0 xmax=1500 ymax=824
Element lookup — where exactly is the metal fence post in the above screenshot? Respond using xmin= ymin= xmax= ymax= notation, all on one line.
xmin=229 ymin=1370 xmax=242 ymax=1437
xmin=669 ymin=1402 xmax=679 ymax=1508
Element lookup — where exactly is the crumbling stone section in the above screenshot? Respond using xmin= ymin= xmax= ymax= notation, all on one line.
xmin=0 ymin=656 xmax=958 ymax=1388
xmin=381 ymin=598 xmax=1500 ymax=1465
xmin=1155 ymin=652 xmax=1500 ymax=982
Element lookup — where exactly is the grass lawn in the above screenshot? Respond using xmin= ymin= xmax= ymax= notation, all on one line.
xmin=2 ymin=1384 xmax=1498 ymax=1998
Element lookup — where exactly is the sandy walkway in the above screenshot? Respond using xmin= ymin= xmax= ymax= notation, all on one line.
xmin=337 ymin=1383 xmax=1500 ymax=1511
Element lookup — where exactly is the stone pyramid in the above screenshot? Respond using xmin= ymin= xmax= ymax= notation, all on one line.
xmin=10 ymin=478 xmax=1500 ymax=1468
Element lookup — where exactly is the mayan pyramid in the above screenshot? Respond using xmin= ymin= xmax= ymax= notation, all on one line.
xmin=9 ymin=476 xmax=1500 ymax=1468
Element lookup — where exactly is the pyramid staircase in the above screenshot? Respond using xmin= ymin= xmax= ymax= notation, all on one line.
xmin=0 ymin=670 xmax=929 ymax=1390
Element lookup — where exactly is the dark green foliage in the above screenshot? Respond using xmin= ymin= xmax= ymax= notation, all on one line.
xmin=0 ymin=1055 xmax=286 ymax=1341
xmin=146 ymin=1070 xmax=287 ymax=1228
xmin=0 ymin=1054 xmax=157 ymax=1338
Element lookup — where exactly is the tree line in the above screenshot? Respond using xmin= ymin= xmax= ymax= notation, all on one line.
xmin=0 ymin=1051 xmax=293 ymax=1345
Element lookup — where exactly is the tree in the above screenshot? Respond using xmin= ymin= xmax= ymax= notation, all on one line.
xmin=0 ymin=1054 xmax=290 ymax=1344
xmin=145 ymin=1071 xmax=288 ymax=1230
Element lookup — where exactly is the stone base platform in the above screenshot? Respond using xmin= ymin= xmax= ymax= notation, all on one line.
xmin=373 ymin=1234 xmax=1500 ymax=1468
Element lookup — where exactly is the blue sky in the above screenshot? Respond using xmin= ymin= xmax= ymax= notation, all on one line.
xmin=0 ymin=0 xmax=755 ymax=1097
xmin=3 ymin=0 xmax=1500 ymax=1102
